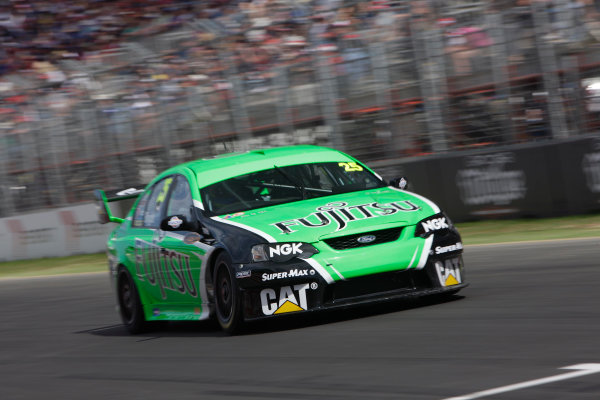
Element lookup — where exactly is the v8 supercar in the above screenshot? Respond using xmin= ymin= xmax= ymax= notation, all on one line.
xmin=95 ymin=145 xmax=466 ymax=334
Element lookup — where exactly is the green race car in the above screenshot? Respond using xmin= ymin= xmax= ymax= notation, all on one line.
xmin=95 ymin=145 xmax=466 ymax=334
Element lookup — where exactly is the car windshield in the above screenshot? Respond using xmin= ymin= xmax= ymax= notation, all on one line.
xmin=201 ymin=161 xmax=386 ymax=215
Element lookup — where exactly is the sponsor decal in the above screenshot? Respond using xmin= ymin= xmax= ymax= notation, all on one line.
xmin=415 ymin=214 xmax=451 ymax=237
xmin=58 ymin=210 xmax=78 ymax=253
xmin=357 ymin=235 xmax=376 ymax=244
xmin=260 ymin=283 xmax=316 ymax=315
xmin=397 ymin=177 xmax=408 ymax=190
xmin=167 ymin=216 xmax=183 ymax=229
xmin=261 ymin=268 xmax=314 ymax=282
xmin=421 ymin=217 xmax=449 ymax=233
xmin=582 ymin=150 xmax=600 ymax=193
xmin=155 ymin=177 xmax=174 ymax=206
xmin=434 ymin=258 xmax=462 ymax=287
xmin=116 ymin=188 xmax=140 ymax=196
xmin=6 ymin=219 xmax=56 ymax=258
xmin=236 ymin=270 xmax=252 ymax=279
xmin=257 ymin=242 xmax=319 ymax=262
xmin=272 ymin=200 xmax=420 ymax=234
xmin=134 ymin=238 xmax=198 ymax=299
xmin=269 ymin=243 xmax=302 ymax=257
xmin=183 ymin=232 xmax=202 ymax=245
xmin=338 ymin=162 xmax=363 ymax=172
xmin=65 ymin=221 xmax=107 ymax=237
xmin=456 ymin=152 xmax=526 ymax=206
xmin=224 ymin=212 xmax=245 ymax=219
xmin=434 ymin=242 xmax=463 ymax=255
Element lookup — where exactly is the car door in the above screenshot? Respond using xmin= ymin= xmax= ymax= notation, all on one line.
xmin=154 ymin=175 xmax=210 ymax=315
xmin=129 ymin=176 xmax=177 ymax=304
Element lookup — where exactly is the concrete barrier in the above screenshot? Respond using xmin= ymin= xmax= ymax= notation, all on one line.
xmin=0 ymin=203 xmax=112 ymax=262
xmin=377 ymin=135 xmax=600 ymax=221
xmin=3 ymin=135 xmax=600 ymax=261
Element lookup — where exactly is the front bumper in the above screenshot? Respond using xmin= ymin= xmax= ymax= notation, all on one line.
xmin=235 ymin=224 xmax=466 ymax=320
xmin=236 ymin=254 xmax=466 ymax=321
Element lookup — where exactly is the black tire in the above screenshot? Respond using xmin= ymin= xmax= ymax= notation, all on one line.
xmin=117 ymin=266 xmax=148 ymax=334
xmin=213 ymin=252 xmax=244 ymax=334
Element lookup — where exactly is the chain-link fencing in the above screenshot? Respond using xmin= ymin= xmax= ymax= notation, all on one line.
xmin=2 ymin=1 xmax=600 ymax=217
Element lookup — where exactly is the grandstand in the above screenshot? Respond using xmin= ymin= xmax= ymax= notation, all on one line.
xmin=1 ymin=0 xmax=600 ymax=217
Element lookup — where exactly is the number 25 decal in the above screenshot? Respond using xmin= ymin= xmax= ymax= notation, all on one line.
xmin=338 ymin=162 xmax=363 ymax=172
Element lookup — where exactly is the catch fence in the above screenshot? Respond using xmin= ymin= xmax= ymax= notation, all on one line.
xmin=2 ymin=1 xmax=600 ymax=217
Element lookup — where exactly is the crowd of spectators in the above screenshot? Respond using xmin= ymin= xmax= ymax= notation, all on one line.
xmin=2 ymin=0 xmax=600 ymax=214
xmin=2 ymin=1 xmax=599 ymax=93
xmin=0 ymin=0 xmax=199 ymax=77
xmin=0 ymin=0 xmax=421 ymax=89
xmin=1 ymin=0 xmax=600 ymax=158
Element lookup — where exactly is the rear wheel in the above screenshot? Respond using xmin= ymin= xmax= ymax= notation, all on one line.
xmin=214 ymin=253 xmax=244 ymax=334
xmin=117 ymin=266 xmax=147 ymax=334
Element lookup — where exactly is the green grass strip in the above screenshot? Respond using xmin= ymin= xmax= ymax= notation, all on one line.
xmin=457 ymin=213 xmax=600 ymax=245
xmin=1 ymin=213 xmax=599 ymax=278
xmin=0 ymin=253 xmax=107 ymax=278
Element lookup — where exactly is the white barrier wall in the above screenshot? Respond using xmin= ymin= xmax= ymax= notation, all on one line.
xmin=0 ymin=203 xmax=113 ymax=262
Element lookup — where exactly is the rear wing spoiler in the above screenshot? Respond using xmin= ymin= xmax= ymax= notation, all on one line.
xmin=93 ymin=188 xmax=144 ymax=224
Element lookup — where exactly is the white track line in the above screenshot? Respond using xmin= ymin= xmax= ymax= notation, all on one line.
xmin=442 ymin=364 xmax=600 ymax=400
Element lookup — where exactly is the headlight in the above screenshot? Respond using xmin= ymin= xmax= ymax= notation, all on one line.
xmin=415 ymin=213 xmax=452 ymax=238
xmin=251 ymin=245 xmax=269 ymax=262
xmin=251 ymin=242 xmax=319 ymax=262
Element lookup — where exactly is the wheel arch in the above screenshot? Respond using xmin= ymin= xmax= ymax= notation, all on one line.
xmin=205 ymin=247 xmax=229 ymax=303
xmin=115 ymin=263 xmax=129 ymax=284
xmin=115 ymin=262 xmax=152 ymax=311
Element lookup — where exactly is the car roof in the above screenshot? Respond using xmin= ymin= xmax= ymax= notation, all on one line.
xmin=161 ymin=145 xmax=357 ymax=188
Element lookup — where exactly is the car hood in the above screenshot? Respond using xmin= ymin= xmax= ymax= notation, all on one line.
xmin=212 ymin=187 xmax=440 ymax=243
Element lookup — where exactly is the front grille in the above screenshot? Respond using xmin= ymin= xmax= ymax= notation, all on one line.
xmin=323 ymin=227 xmax=403 ymax=250
xmin=324 ymin=269 xmax=432 ymax=303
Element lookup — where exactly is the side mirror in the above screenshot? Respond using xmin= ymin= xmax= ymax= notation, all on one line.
xmin=160 ymin=215 xmax=199 ymax=232
xmin=389 ymin=177 xmax=408 ymax=190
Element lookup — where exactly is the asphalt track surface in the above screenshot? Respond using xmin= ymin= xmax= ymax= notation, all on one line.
xmin=2 ymin=238 xmax=600 ymax=400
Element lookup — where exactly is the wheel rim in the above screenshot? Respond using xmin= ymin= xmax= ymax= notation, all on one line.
xmin=216 ymin=264 xmax=233 ymax=322
xmin=119 ymin=275 xmax=134 ymax=322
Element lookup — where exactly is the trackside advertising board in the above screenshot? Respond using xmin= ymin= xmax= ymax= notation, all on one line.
xmin=2 ymin=136 xmax=599 ymax=261
xmin=0 ymin=203 xmax=112 ymax=262
xmin=378 ymin=135 xmax=600 ymax=221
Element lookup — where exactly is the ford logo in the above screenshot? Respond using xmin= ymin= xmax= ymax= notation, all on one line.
xmin=357 ymin=235 xmax=376 ymax=244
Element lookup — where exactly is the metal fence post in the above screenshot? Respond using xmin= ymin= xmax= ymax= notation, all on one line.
xmin=0 ymin=138 xmax=15 ymax=216
xmin=486 ymin=11 xmax=516 ymax=143
xmin=531 ymin=2 xmax=569 ymax=139
xmin=219 ymin=50 xmax=253 ymax=151
xmin=156 ymin=95 xmax=176 ymax=167
xmin=20 ymin=110 xmax=45 ymax=210
xmin=274 ymin=66 xmax=294 ymax=136
xmin=412 ymin=20 xmax=449 ymax=153
xmin=369 ymin=41 xmax=397 ymax=159
xmin=561 ymin=53 xmax=584 ymax=136
xmin=185 ymin=85 xmax=214 ymax=159
xmin=83 ymin=99 xmax=111 ymax=189
xmin=316 ymin=53 xmax=342 ymax=151
xmin=229 ymin=74 xmax=253 ymax=151
xmin=46 ymin=115 xmax=69 ymax=207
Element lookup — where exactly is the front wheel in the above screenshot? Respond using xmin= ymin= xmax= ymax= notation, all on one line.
xmin=213 ymin=252 xmax=244 ymax=334
xmin=117 ymin=266 xmax=147 ymax=334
